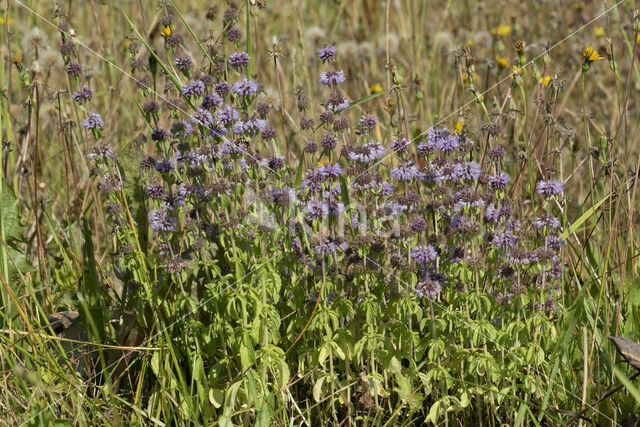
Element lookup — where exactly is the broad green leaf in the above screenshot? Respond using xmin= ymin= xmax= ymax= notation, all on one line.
xmin=0 ymin=178 xmax=26 ymax=242
xmin=313 ymin=376 xmax=326 ymax=403
xmin=209 ymin=388 xmax=224 ymax=409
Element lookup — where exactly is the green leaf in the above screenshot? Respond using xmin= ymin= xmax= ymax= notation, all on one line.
xmin=209 ymin=388 xmax=224 ymax=409
xmin=343 ymin=91 xmax=386 ymax=112
xmin=613 ymin=365 xmax=640 ymax=403
xmin=561 ymin=193 xmax=611 ymax=239
xmin=0 ymin=178 xmax=26 ymax=242
xmin=394 ymin=373 xmax=411 ymax=402
xmin=295 ymin=154 xmax=305 ymax=188
xmin=0 ymin=178 xmax=33 ymax=281
xmin=313 ymin=376 xmax=326 ymax=403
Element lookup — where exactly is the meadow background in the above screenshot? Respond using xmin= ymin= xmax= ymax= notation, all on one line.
xmin=2 ymin=0 xmax=640 ymax=425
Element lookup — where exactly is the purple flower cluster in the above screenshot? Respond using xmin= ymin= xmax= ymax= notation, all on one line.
xmin=228 ymin=51 xmax=251 ymax=70
xmin=232 ymin=78 xmax=260 ymax=96
xmin=317 ymin=45 xmax=336 ymax=62
xmin=72 ymin=84 xmax=94 ymax=103
xmin=81 ymin=112 xmax=104 ymax=129
xmin=319 ymin=70 xmax=346 ymax=86
xmin=411 ymin=245 xmax=438 ymax=266
xmin=391 ymin=162 xmax=419 ymax=181
xmin=181 ymin=79 xmax=206 ymax=97
xmin=536 ymin=180 xmax=564 ymax=196
xmin=149 ymin=204 xmax=177 ymax=233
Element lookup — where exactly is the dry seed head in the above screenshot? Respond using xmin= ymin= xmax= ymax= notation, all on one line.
xmin=23 ymin=27 xmax=48 ymax=53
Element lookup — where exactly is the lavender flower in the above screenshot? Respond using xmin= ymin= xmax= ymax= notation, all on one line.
xmin=380 ymin=181 xmax=394 ymax=196
xmin=488 ymin=173 xmax=509 ymax=190
xmin=320 ymin=134 xmax=338 ymax=150
xmin=234 ymin=116 xmax=267 ymax=136
xmin=317 ymin=163 xmax=342 ymax=179
xmin=415 ymin=278 xmax=442 ymax=299
xmin=536 ymin=180 xmax=564 ymax=196
xmin=190 ymin=108 xmax=215 ymax=128
xmin=304 ymin=140 xmax=318 ymax=153
xmin=535 ymin=214 xmax=561 ymax=230
xmin=359 ymin=113 xmax=377 ymax=130
xmin=166 ymin=33 xmax=184 ymax=48
xmin=316 ymin=238 xmax=345 ymax=256
xmin=491 ymin=229 xmax=517 ymax=249
xmin=66 ymin=62 xmax=81 ymax=76
xmin=411 ymin=245 xmax=437 ymax=266
xmin=155 ymin=158 xmax=175 ymax=173
xmin=417 ymin=140 xmax=435 ymax=155
xmin=228 ymin=51 xmax=251 ymax=70
xmin=437 ymin=134 xmax=459 ymax=152
xmin=489 ymin=145 xmax=506 ymax=160
xmin=202 ymin=93 xmax=223 ymax=109
xmin=149 ymin=204 xmax=177 ymax=233
xmin=305 ymin=199 xmax=329 ymax=220
xmin=319 ymin=70 xmax=346 ymax=86
xmin=427 ymin=126 xmax=450 ymax=147
xmin=81 ymin=112 xmax=104 ymax=129
xmin=215 ymin=81 xmax=230 ymax=96
xmin=347 ymin=142 xmax=386 ymax=163
xmin=411 ymin=217 xmax=427 ymax=232
xmin=217 ymin=105 xmax=239 ymax=125
xmin=545 ymin=235 xmax=564 ymax=249
xmin=227 ymin=27 xmax=242 ymax=43
xmin=181 ymin=79 xmax=206 ymax=97
xmin=146 ymin=185 xmax=164 ymax=199
xmin=391 ymin=162 xmax=419 ymax=181
xmin=169 ymin=120 xmax=190 ymax=139
xmin=87 ymin=144 xmax=114 ymax=162
xmin=544 ymin=256 xmax=563 ymax=280
xmin=458 ymin=162 xmax=482 ymax=181
xmin=327 ymin=93 xmax=349 ymax=111
xmin=317 ymin=45 xmax=336 ymax=62
xmin=391 ymin=137 xmax=410 ymax=153
xmin=72 ymin=84 xmax=94 ymax=103
xmin=262 ymin=125 xmax=278 ymax=140
xmin=232 ymin=78 xmax=260 ymax=96
xmin=142 ymin=101 xmax=160 ymax=114
xmin=151 ymin=127 xmax=169 ymax=141
xmin=175 ymin=56 xmax=192 ymax=71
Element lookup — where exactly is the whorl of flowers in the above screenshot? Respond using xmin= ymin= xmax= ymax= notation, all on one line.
xmin=536 ymin=180 xmax=564 ymax=196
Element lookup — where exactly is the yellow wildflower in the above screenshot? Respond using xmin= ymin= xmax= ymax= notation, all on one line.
xmin=490 ymin=25 xmax=511 ymax=36
xmin=316 ymin=157 xmax=331 ymax=167
xmin=0 ymin=16 xmax=12 ymax=25
xmin=593 ymin=26 xmax=605 ymax=38
xmin=636 ymin=34 xmax=640 ymax=45
xmin=511 ymin=65 xmax=523 ymax=76
xmin=123 ymin=39 xmax=132 ymax=49
xmin=583 ymin=44 xmax=604 ymax=63
xmin=161 ymin=25 xmax=174 ymax=38
xmin=454 ymin=120 xmax=464 ymax=133
xmin=496 ymin=56 xmax=508 ymax=68
xmin=461 ymin=72 xmax=478 ymax=86
xmin=466 ymin=39 xmax=474 ymax=47
xmin=539 ymin=75 xmax=551 ymax=87
xmin=369 ymin=83 xmax=383 ymax=94
xmin=12 ymin=54 xmax=22 ymax=65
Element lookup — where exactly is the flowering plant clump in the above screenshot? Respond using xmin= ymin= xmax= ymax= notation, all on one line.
xmin=77 ymin=7 xmax=568 ymax=423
